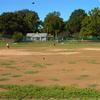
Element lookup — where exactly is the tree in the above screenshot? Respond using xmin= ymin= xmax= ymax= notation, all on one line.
xmin=15 ymin=9 xmax=40 ymax=34
xmin=89 ymin=8 xmax=100 ymax=37
xmin=80 ymin=16 xmax=92 ymax=38
xmin=44 ymin=11 xmax=65 ymax=39
xmin=0 ymin=12 xmax=17 ymax=37
xmin=0 ymin=9 xmax=40 ymax=37
xmin=80 ymin=8 xmax=100 ymax=38
xmin=12 ymin=32 xmax=23 ymax=42
xmin=66 ymin=9 xmax=87 ymax=38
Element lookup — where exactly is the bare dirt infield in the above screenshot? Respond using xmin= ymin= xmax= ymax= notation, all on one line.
xmin=0 ymin=49 xmax=79 ymax=55
xmin=0 ymin=47 xmax=100 ymax=89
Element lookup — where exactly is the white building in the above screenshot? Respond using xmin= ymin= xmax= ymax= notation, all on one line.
xmin=26 ymin=33 xmax=48 ymax=41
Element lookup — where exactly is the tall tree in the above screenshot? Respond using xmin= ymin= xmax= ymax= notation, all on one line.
xmin=66 ymin=9 xmax=87 ymax=38
xmin=80 ymin=16 xmax=92 ymax=38
xmin=0 ymin=9 xmax=40 ymax=37
xmin=44 ymin=11 xmax=64 ymax=39
xmin=0 ymin=12 xmax=17 ymax=37
xmin=80 ymin=8 xmax=100 ymax=38
xmin=15 ymin=9 xmax=40 ymax=34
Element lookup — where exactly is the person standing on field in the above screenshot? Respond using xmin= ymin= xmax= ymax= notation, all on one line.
xmin=6 ymin=43 xmax=10 ymax=48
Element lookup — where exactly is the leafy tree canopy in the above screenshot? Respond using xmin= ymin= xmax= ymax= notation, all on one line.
xmin=44 ymin=11 xmax=65 ymax=39
xmin=0 ymin=9 xmax=40 ymax=37
xmin=66 ymin=9 xmax=87 ymax=38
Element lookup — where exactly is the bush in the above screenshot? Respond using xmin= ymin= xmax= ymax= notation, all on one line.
xmin=12 ymin=32 xmax=23 ymax=42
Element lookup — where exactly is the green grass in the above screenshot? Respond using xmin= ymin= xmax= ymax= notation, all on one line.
xmin=77 ymin=74 xmax=89 ymax=80
xmin=0 ymin=62 xmax=16 ymax=69
xmin=0 ymin=85 xmax=100 ymax=99
xmin=88 ymin=84 xmax=98 ymax=89
xmin=0 ymin=78 xmax=10 ymax=81
xmin=62 ymin=68 xmax=74 ymax=72
xmin=32 ymin=63 xmax=52 ymax=68
xmin=0 ymin=62 xmax=12 ymax=66
xmin=1 ymin=73 xmax=11 ymax=76
xmin=12 ymin=74 xmax=22 ymax=78
xmin=45 ymin=63 xmax=53 ymax=66
xmin=50 ymin=78 xmax=59 ymax=81
xmin=67 ymin=61 xmax=77 ymax=64
xmin=32 ymin=63 xmax=46 ymax=68
xmin=24 ymin=70 xmax=39 ymax=74
xmin=0 ymin=60 xmax=18 ymax=70
xmin=86 ymin=60 xmax=100 ymax=64
xmin=1 ymin=41 xmax=100 ymax=49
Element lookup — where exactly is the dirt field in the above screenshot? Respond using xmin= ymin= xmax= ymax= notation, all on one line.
xmin=0 ymin=46 xmax=100 ymax=89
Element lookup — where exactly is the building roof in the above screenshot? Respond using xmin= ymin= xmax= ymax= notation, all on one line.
xmin=27 ymin=33 xmax=47 ymax=37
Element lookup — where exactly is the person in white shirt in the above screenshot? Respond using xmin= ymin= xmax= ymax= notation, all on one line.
xmin=6 ymin=43 xmax=10 ymax=48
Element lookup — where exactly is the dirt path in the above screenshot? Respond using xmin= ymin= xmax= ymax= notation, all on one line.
xmin=82 ymin=48 xmax=100 ymax=51
xmin=0 ymin=49 xmax=80 ymax=56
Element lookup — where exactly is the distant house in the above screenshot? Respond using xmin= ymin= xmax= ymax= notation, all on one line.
xmin=26 ymin=33 xmax=48 ymax=41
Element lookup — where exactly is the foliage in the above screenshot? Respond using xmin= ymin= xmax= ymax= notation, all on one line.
xmin=12 ymin=32 xmax=23 ymax=42
xmin=0 ymin=9 xmax=40 ymax=37
xmin=65 ymin=9 xmax=87 ymax=38
xmin=80 ymin=16 xmax=93 ymax=38
xmin=15 ymin=9 xmax=40 ymax=34
xmin=44 ymin=11 xmax=65 ymax=39
xmin=80 ymin=8 xmax=100 ymax=38
xmin=0 ymin=8 xmax=100 ymax=40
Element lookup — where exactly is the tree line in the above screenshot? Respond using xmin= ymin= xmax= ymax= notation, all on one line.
xmin=0 ymin=8 xmax=100 ymax=41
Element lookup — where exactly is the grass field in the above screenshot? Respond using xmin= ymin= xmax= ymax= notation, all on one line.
xmin=0 ymin=41 xmax=100 ymax=99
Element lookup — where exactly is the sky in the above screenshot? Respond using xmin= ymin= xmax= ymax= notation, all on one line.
xmin=0 ymin=0 xmax=100 ymax=21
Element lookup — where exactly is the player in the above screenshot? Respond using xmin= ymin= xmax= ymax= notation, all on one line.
xmin=6 ymin=43 xmax=10 ymax=48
